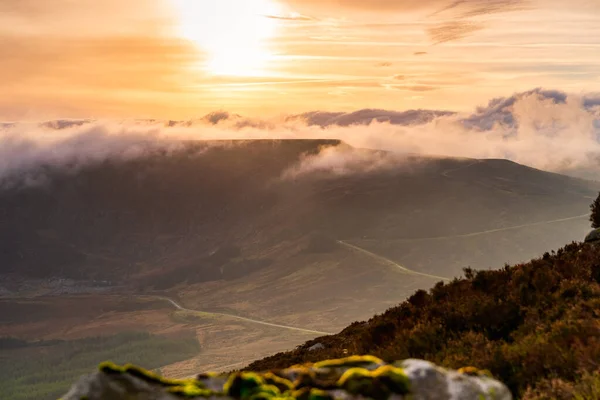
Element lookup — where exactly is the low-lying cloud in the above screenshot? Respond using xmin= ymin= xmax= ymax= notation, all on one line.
xmin=1 ymin=88 xmax=599 ymax=187
xmin=282 ymin=145 xmax=408 ymax=179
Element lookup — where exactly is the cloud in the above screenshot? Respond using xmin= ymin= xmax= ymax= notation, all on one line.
xmin=1 ymin=89 xmax=600 ymax=187
xmin=0 ymin=123 xmax=180 ymax=188
xmin=40 ymin=120 xmax=94 ymax=130
xmin=282 ymin=145 xmax=404 ymax=179
xmin=428 ymin=21 xmax=484 ymax=44
xmin=283 ymin=0 xmax=525 ymax=14
xmin=384 ymin=85 xmax=440 ymax=92
xmin=424 ymin=0 xmax=530 ymax=43
xmin=462 ymin=88 xmax=570 ymax=130
xmin=285 ymin=90 xmax=600 ymax=178
xmin=457 ymin=0 xmax=530 ymax=18
xmin=264 ymin=13 xmax=316 ymax=21
xmin=285 ymin=109 xmax=455 ymax=127
xmin=429 ymin=0 xmax=528 ymax=18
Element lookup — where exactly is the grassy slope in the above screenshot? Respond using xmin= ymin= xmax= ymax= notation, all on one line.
xmin=1 ymin=141 xmax=596 ymax=285
xmin=247 ymin=241 xmax=600 ymax=399
xmin=0 ymin=331 xmax=200 ymax=400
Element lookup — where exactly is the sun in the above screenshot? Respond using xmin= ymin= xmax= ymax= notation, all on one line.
xmin=172 ymin=0 xmax=281 ymax=76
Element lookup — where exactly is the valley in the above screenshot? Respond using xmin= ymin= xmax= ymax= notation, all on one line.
xmin=0 ymin=139 xmax=598 ymax=397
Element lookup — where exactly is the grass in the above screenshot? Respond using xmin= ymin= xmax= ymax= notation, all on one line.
xmin=169 ymin=310 xmax=220 ymax=324
xmin=0 ymin=331 xmax=200 ymax=400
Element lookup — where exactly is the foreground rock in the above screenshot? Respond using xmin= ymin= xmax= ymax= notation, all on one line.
xmin=62 ymin=356 xmax=512 ymax=400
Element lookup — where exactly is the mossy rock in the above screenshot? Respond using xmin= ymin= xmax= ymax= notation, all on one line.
xmin=62 ymin=356 xmax=512 ymax=400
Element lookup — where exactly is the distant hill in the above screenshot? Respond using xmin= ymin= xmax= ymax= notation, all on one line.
xmin=246 ymin=241 xmax=600 ymax=399
xmin=1 ymin=139 xmax=596 ymax=285
xmin=2 ymin=138 xmax=598 ymax=336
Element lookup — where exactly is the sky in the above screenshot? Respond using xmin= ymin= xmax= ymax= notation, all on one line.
xmin=1 ymin=0 xmax=599 ymax=120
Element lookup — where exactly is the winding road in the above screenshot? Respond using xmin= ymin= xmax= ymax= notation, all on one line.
xmin=356 ymin=214 xmax=590 ymax=244
xmin=337 ymin=240 xmax=451 ymax=282
xmin=336 ymin=212 xmax=589 ymax=282
xmin=152 ymin=296 xmax=333 ymax=336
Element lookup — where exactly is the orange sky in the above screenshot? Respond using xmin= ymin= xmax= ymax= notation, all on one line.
xmin=1 ymin=0 xmax=599 ymax=119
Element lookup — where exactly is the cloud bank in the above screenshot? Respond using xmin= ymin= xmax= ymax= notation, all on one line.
xmin=1 ymin=88 xmax=599 ymax=187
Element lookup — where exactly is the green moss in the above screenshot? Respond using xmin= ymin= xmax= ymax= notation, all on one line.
xmin=98 ymin=361 xmax=124 ymax=375
xmin=338 ymin=371 xmax=377 ymax=396
xmin=262 ymin=372 xmax=294 ymax=392
xmin=99 ymin=362 xmax=196 ymax=388
xmin=371 ymin=365 xmax=410 ymax=395
xmin=197 ymin=371 xmax=220 ymax=380
xmin=335 ymin=365 xmax=410 ymax=398
xmin=223 ymin=373 xmax=291 ymax=400
xmin=314 ymin=355 xmax=384 ymax=370
xmin=224 ymin=372 xmax=268 ymax=398
xmin=125 ymin=364 xmax=191 ymax=387
xmin=246 ymin=384 xmax=282 ymax=400
xmin=308 ymin=389 xmax=333 ymax=400
xmin=91 ymin=357 xmax=502 ymax=399
xmin=290 ymin=369 xmax=317 ymax=389
xmin=337 ymin=367 xmax=372 ymax=386
xmin=306 ymin=388 xmax=334 ymax=400
xmin=291 ymin=388 xmax=333 ymax=400
xmin=167 ymin=384 xmax=220 ymax=398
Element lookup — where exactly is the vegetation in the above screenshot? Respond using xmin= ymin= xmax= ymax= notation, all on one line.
xmin=247 ymin=241 xmax=600 ymax=399
xmin=591 ymin=191 xmax=600 ymax=228
xmin=170 ymin=309 xmax=217 ymax=324
xmin=0 ymin=331 xmax=200 ymax=400
xmin=70 ymin=356 xmax=454 ymax=400
xmin=0 ymin=337 xmax=63 ymax=349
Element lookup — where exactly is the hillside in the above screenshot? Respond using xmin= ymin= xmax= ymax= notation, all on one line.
xmin=246 ymin=241 xmax=600 ymax=399
xmin=1 ymin=139 xmax=599 ymax=392
xmin=1 ymin=139 xmax=596 ymax=285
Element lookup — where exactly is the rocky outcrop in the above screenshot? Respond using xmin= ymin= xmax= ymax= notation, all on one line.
xmin=62 ymin=356 xmax=512 ymax=400
xmin=585 ymin=228 xmax=600 ymax=244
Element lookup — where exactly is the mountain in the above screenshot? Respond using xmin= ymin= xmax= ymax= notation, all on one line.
xmin=1 ymin=139 xmax=598 ymax=397
xmin=1 ymin=139 xmax=596 ymax=284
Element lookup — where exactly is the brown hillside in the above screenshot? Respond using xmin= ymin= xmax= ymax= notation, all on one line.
xmin=246 ymin=241 xmax=600 ymax=399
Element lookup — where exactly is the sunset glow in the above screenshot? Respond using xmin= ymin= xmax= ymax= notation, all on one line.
xmin=172 ymin=0 xmax=281 ymax=76
xmin=0 ymin=0 xmax=599 ymax=118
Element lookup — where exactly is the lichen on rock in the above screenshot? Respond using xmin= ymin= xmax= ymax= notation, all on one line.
xmin=61 ymin=356 xmax=512 ymax=400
